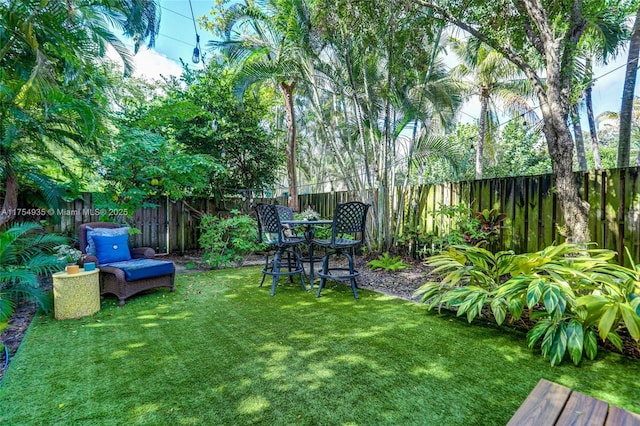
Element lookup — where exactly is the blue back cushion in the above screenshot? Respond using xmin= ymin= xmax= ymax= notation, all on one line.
xmin=86 ymin=226 xmax=129 ymax=256
xmin=93 ymin=234 xmax=132 ymax=264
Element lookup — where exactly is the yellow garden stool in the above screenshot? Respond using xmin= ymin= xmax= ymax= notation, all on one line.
xmin=53 ymin=269 xmax=100 ymax=320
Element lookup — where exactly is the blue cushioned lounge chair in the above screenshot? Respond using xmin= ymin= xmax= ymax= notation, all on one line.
xmin=79 ymin=222 xmax=175 ymax=306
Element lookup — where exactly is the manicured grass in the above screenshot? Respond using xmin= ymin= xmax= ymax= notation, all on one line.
xmin=0 ymin=267 xmax=638 ymax=425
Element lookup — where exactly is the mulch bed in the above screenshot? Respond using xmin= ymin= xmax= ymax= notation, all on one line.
xmin=2 ymin=252 xmax=638 ymax=382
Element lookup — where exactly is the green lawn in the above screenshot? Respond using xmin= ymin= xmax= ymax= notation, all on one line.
xmin=0 ymin=267 xmax=638 ymax=425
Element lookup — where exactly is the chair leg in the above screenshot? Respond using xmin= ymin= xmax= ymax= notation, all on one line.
xmin=294 ymin=251 xmax=308 ymax=292
xmin=344 ymin=251 xmax=359 ymax=299
xmin=260 ymin=252 xmax=270 ymax=287
xmin=270 ymin=250 xmax=282 ymax=296
xmin=316 ymin=253 xmax=330 ymax=298
xmin=287 ymin=251 xmax=294 ymax=283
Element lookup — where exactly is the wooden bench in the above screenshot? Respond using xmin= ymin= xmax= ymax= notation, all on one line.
xmin=508 ymin=379 xmax=640 ymax=426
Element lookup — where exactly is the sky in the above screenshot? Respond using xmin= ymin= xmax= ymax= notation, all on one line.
xmin=126 ymin=0 xmax=212 ymax=79
xmin=125 ymin=0 xmax=639 ymax=126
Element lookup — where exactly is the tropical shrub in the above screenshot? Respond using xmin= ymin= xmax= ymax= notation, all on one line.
xmin=497 ymin=244 xmax=640 ymax=365
xmin=415 ymin=245 xmax=517 ymax=324
xmin=419 ymin=204 xmax=506 ymax=256
xmin=199 ymin=211 xmax=264 ymax=268
xmin=396 ymin=224 xmax=433 ymax=259
xmin=416 ymin=243 xmax=640 ymax=366
xmin=0 ymin=222 xmax=67 ymax=326
xmin=367 ymin=253 xmax=412 ymax=272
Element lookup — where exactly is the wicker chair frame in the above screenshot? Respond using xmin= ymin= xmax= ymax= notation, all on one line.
xmin=79 ymin=222 xmax=175 ymax=306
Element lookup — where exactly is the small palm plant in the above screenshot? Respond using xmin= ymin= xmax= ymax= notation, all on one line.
xmin=0 ymin=222 xmax=67 ymax=327
xmin=367 ymin=253 xmax=412 ymax=272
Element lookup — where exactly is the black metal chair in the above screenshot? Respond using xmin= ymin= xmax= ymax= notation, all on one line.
xmin=254 ymin=203 xmax=308 ymax=296
xmin=313 ymin=201 xmax=370 ymax=299
xmin=256 ymin=204 xmax=298 ymax=286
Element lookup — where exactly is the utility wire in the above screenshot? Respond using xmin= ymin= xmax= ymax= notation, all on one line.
xmin=162 ymin=5 xmax=195 ymax=22
xmin=187 ymin=0 xmax=200 ymax=36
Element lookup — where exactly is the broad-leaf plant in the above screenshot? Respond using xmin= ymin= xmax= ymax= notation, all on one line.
xmin=416 ymin=243 xmax=640 ymax=366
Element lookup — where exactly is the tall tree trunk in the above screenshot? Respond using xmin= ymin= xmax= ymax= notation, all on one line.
xmin=476 ymin=90 xmax=489 ymax=180
xmin=279 ymin=81 xmax=299 ymax=212
xmin=571 ymin=104 xmax=588 ymax=171
xmin=584 ymin=58 xmax=602 ymax=170
xmin=618 ymin=6 xmax=640 ymax=167
xmin=381 ymin=40 xmax=394 ymax=252
xmin=344 ymin=46 xmax=377 ymax=241
xmin=0 ymin=169 xmax=18 ymax=227
xmin=541 ymin=100 xmax=591 ymax=244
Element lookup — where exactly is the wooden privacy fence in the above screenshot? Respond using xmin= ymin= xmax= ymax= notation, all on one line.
xmin=399 ymin=167 xmax=640 ymax=262
xmin=53 ymin=194 xmax=261 ymax=254
xmin=47 ymin=167 xmax=640 ymax=260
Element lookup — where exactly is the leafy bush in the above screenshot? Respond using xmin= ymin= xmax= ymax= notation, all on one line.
xmin=367 ymin=253 xmax=412 ymax=272
xmin=415 ymin=245 xmax=517 ymax=324
xmin=0 ymin=222 xmax=66 ymax=326
xmin=416 ymin=243 xmax=640 ymax=366
xmin=199 ymin=211 xmax=264 ymax=269
xmin=411 ymin=204 xmax=506 ymax=257
xmin=396 ymin=224 xmax=432 ymax=259
xmin=53 ymin=244 xmax=82 ymax=264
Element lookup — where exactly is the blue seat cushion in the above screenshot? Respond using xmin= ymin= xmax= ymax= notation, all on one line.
xmin=101 ymin=258 xmax=175 ymax=281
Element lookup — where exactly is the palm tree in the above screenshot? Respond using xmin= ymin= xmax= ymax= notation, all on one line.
xmin=207 ymin=0 xmax=312 ymax=212
xmin=0 ymin=0 xmax=161 ymax=226
xmin=618 ymin=6 xmax=640 ymax=167
xmin=0 ymin=222 xmax=67 ymax=326
xmin=575 ymin=4 xmax=628 ymax=170
xmin=450 ymin=37 xmax=538 ymax=180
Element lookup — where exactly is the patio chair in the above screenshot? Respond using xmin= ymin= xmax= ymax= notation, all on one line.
xmin=79 ymin=222 xmax=175 ymax=306
xmin=254 ymin=204 xmax=308 ymax=296
xmin=313 ymin=201 xmax=370 ymax=299
xmin=255 ymin=204 xmax=297 ymax=286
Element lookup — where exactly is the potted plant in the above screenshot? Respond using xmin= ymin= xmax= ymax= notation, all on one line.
xmin=300 ymin=206 xmax=320 ymax=221
xmin=54 ymin=245 xmax=82 ymax=274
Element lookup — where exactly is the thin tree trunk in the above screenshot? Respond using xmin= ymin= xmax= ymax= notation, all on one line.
xmin=0 ymin=169 xmax=18 ymax=227
xmin=476 ymin=90 xmax=489 ymax=180
xmin=381 ymin=40 xmax=394 ymax=252
xmin=584 ymin=58 xmax=602 ymax=170
xmin=571 ymin=104 xmax=588 ymax=171
xmin=279 ymin=81 xmax=299 ymax=212
xmin=344 ymin=46 xmax=377 ymax=243
xmin=618 ymin=6 xmax=640 ymax=167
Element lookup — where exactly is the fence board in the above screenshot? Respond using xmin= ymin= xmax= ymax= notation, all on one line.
xmin=527 ymin=177 xmax=540 ymax=252
xmin=539 ymin=174 xmax=555 ymax=248
xmin=604 ymin=170 xmax=621 ymax=253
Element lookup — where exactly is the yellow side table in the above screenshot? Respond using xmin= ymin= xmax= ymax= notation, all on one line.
xmin=53 ymin=269 xmax=100 ymax=320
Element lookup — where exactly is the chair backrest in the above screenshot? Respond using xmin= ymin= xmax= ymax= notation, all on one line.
xmin=78 ymin=222 xmax=122 ymax=254
xmin=275 ymin=205 xmax=294 ymax=222
xmin=332 ymin=202 xmax=370 ymax=244
xmin=254 ymin=203 xmax=283 ymax=245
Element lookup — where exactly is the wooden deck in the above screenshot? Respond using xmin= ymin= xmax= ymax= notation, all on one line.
xmin=507 ymin=379 xmax=640 ymax=426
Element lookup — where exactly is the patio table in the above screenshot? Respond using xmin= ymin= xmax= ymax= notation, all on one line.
xmin=281 ymin=219 xmax=333 ymax=286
